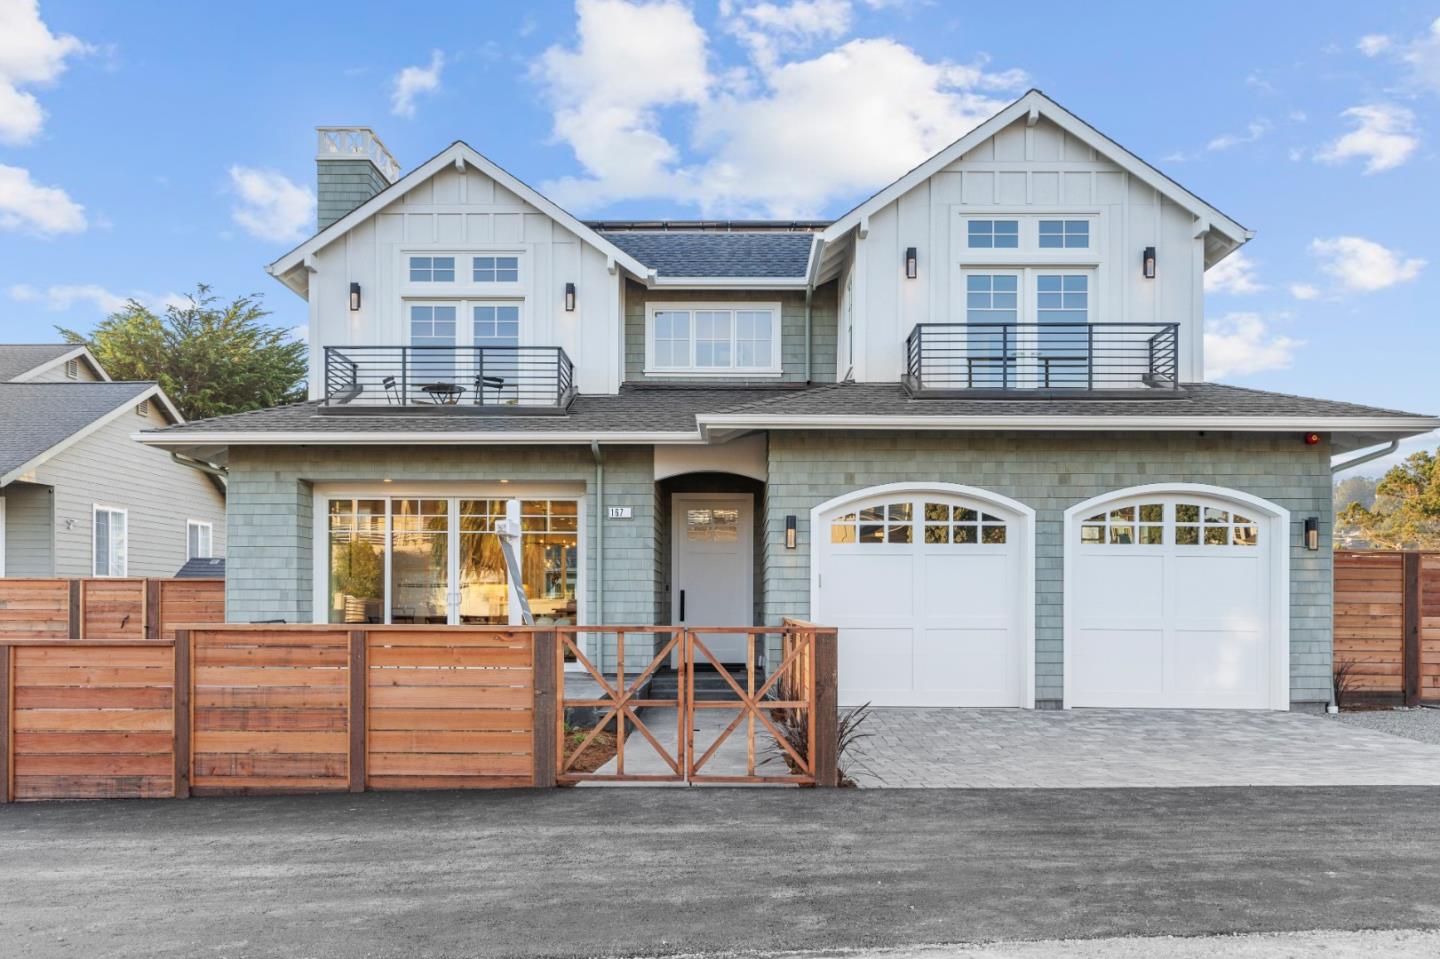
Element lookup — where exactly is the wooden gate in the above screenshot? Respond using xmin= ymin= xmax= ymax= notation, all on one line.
xmin=556 ymin=624 xmax=837 ymax=786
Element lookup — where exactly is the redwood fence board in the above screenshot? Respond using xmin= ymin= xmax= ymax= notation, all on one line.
xmin=0 ymin=578 xmax=224 ymax=640
xmin=1334 ymin=550 xmax=1440 ymax=704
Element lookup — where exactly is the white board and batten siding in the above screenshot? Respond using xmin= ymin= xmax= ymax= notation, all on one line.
xmin=307 ymin=165 xmax=623 ymax=397
xmin=849 ymin=116 xmax=1206 ymax=383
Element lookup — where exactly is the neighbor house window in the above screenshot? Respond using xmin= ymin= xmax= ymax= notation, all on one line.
xmin=967 ymin=219 xmax=1020 ymax=249
xmin=1038 ymin=220 xmax=1090 ymax=249
xmin=93 ymin=505 xmax=127 ymax=577
xmin=472 ymin=256 xmax=519 ymax=282
xmin=187 ymin=520 xmax=213 ymax=560
xmin=409 ymin=256 xmax=455 ymax=282
xmin=646 ymin=303 xmax=781 ymax=374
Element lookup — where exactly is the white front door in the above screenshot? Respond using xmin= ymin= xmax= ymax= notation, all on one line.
xmin=1067 ymin=491 xmax=1282 ymax=709
xmin=814 ymin=487 xmax=1032 ymax=707
xmin=672 ymin=494 xmax=753 ymax=664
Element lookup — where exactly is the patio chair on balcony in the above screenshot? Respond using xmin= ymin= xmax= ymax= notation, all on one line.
xmin=382 ymin=375 xmax=401 ymax=405
xmin=473 ymin=374 xmax=506 ymax=405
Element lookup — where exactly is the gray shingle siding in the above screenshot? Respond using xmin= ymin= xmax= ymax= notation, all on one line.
xmin=623 ymin=279 xmax=838 ymax=385
xmin=761 ymin=430 xmax=1334 ymax=707
xmin=317 ymin=159 xmax=389 ymax=231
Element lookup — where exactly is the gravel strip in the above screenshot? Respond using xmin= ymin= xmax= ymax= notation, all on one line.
xmin=1330 ymin=706 xmax=1440 ymax=745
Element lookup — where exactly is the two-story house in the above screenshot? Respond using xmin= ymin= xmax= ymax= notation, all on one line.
xmin=140 ymin=91 xmax=1437 ymax=711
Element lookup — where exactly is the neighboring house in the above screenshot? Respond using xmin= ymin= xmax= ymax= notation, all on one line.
xmin=139 ymin=91 xmax=1438 ymax=711
xmin=0 ymin=344 xmax=226 ymax=578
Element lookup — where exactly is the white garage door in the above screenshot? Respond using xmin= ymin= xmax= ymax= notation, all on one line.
xmin=815 ymin=488 xmax=1031 ymax=707
xmin=1067 ymin=491 xmax=1283 ymax=709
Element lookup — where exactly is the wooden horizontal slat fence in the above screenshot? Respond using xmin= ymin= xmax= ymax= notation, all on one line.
xmin=0 ymin=578 xmax=224 ymax=640
xmin=1334 ymin=550 xmax=1440 ymax=704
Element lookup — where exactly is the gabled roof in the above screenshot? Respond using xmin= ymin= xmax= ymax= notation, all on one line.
xmin=1 ymin=344 xmax=109 ymax=383
xmin=0 ymin=381 xmax=182 ymax=486
xmin=820 ymin=89 xmax=1252 ymax=265
xmin=267 ymin=142 xmax=652 ymax=296
xmin=598 ymin=231 xmax=815 ymax=281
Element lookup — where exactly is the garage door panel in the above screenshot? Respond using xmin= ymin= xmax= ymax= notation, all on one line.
xmin=921 ymin=553 xmax=1011 ymax=620
xmin=836 ymin=627 xmax=915 ymax=693
xmin=1172 ymin=555 xmax=1263 ymax=623
xmin=1167 ymin=628 xmax=1265 ymax=695
xmin=1071 ymin=627 xmax=1164 ymax=701
xmin=824 ymin=553 xmax=915 ymax=621
xmin=914 ymin=627 xmax=1013 ymax=695
xmin=1073 ymin=554 xmax=1165 ymax=622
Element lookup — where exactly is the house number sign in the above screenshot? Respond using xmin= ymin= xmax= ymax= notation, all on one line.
xmin=607 ymin=507 xmax=633 ymax=519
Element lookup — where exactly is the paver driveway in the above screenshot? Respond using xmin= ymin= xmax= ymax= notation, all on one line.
xmin=848 ymin=708 xmax=1440 ymax=787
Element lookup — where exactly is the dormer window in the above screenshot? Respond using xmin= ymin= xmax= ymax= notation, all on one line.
xmin=968 ymin=219 xmax=1019 ymax=249
xmin=645 ymin=302 xmax=781 ymax=376
xmin=409 ymin=256 xmax=455 ymax=282
xmin=1038 ymin=219 xmax=1090 ymax=249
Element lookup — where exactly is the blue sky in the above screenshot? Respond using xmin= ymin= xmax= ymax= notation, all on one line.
xmin=1 ymin=0 xmax=1437 ymax=469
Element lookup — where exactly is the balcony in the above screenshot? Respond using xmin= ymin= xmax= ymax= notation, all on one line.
xmin=322 ymin=345 xmax=577 ymax=414
xmin=903 ymin=322 xmax=1180 ymax=396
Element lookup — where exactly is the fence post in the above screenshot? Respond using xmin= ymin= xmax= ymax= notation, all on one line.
xmin=68 ymin=580 xmax=81 ymax=639
xmin=348 ymin=631 xmax=367 ymax=793
xmin=813 ymin=629 xmax=839 ymax=788
xmin=173 ymin=630 xmax=191 ymax=799
xmin=532 ymin=631 xmax=557 ymax=788
xmin=145 ymin=579 xmax=161 ymax=639
xmin=1404 ymin=552 xmax=1422 ymax=707
xmin=1 ymin=645 xmax=11 ymax=803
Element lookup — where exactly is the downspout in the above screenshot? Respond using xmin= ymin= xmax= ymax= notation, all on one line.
xmin=590 ymin=440 xmax=604 ymax=627
xmin=1330 ymin=440 xmax=1398 ymax=474
xmin=170 ymin=452 xmax=226 ymax=478
xmin=804 ymin=286 xmax=813 ymax=383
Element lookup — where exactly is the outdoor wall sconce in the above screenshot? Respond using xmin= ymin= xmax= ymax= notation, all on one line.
xmin=904 ymin=247 xmax=918 ymax=279
xmin=349 ymin=282 xmax=361 ymax=311
xmin=564 ymin=282 xmax=576 ymax=311
xmin=785 ymin=515 xmax=797 ymax=549
xmin=1142 ymin=247 xmax=1156 ymax=279
xmin=1304 ymin=517 xmax=1319 ymax=551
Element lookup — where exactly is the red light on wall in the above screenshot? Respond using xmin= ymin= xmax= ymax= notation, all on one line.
xmin=1304 ymin=432 xmax=1321 ymax=446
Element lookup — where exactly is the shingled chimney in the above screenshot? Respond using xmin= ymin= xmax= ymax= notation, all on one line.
xmin=314 ymin=127 xmax=401 ymax=230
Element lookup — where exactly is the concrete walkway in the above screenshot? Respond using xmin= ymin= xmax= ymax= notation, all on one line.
xmin=849 ymin=708 xmax=1440 ymax=788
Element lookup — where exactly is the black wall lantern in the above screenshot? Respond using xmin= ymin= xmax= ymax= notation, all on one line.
xmin=1142 ymin=246 xmax=1157 ymax=280
xmin=904 ymin=247 xmax=918 ymax=280
xmin=785 ymin=515 xmax=797 ymax=550
xmin=349 ymin=282 xmax=361 ymax=311
xmin=564 ymin=282 xmax=576 ymax=311
xmin=1304 ymin=516 xmax=1319 ymax=551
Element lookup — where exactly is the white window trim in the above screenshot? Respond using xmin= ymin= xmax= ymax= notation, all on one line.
xmin=92 ymin=504 xmax=128 ymax=577
xmin=400 ymin=249 xmax=526 ymax=296
xmin=956 ymin=211 xmax=1101 ymax=265
xmin=311 ymin=484 xmax=589 ymax=668
xmin=404 ymin=298 xmax=527 ymax=348
xmin=187 ymin=519 xmax=213 ymax=560
xmin=643 ymin=301 xmax=784 ymax=376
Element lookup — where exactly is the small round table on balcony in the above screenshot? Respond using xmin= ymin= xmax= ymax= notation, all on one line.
xmin=419 ymin=382 xmax=465 ymax=405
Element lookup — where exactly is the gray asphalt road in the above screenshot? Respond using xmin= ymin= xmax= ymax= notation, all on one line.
xmin=3 ymin=788 xmax=1440 ymax=958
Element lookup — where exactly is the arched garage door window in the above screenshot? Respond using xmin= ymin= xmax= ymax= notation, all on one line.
xmin=1064 ymin=485 xmax=1290 ymax=711
xmin=812 ymin=484 xmax=1035 ymax=708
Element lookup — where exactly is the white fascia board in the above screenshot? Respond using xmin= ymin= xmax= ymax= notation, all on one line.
xmin=695 ymin=413 xmax=1440 ymax=435
xmin=645 ymin=276 xmax=810 ymax=290
xmin=9 ymin=345 xmax=112 ymax=383
xmin=267 ymin=142 xmax=651 ymax=294
xmin=1 ymin=384 xmax=165 ymax=487
xmin=820 ymin=89 xmax=1250 ymax=248
xmin=133 ymin=429 xmax=707 ymax=447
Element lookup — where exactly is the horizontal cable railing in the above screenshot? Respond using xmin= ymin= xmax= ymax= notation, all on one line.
xmin=904 ymin=322 xmax=1180 ymax=393
xmin=323 ymin=345 xmax=577 ymax=410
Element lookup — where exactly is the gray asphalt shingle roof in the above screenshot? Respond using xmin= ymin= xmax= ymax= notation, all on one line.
xmin=145 ymin=382 xmax=1431 ymax=441
xmin=596 ymin=232 xmax=814 ymax=278
xmin=0 ymin=381 xmax=154 ymax=479
xmin=0 ymin=344 xmax=81 ymax=382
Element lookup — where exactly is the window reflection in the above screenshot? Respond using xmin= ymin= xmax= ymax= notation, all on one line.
xmin=328 ymin=499 xmax=384 ymax=624
xmin=390 ymin=499 xmax=448 ymax=624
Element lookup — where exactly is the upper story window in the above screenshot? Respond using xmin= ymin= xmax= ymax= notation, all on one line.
xmin=473 ymin=256 xmax=519 ymax=283
xmin=967 ymin=219 xmax=1020 ymax=249
xmin=187 ymin=520 xmax=213 ymax=560
xmin=1038 ymin=219 xmax=1090 ymax=249
xmin=645 ymin=303 xmax=782 ymax=375
xmin=409 ymin=256 xmax=455 ymax=282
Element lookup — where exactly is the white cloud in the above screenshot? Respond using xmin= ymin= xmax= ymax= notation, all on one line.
xmin=1310 ymin=236 xmax=1425 ymax=292
xmin=1204 ymin=313 xmax=1301 ymax=380
xmin=0 ymin=0 xmax=89 ymax=145
xmin=390 ymin=50 xmax=444 ymax=118
xmin=1316 ymin=103 xmax=1419 ymax=173
xmin=8 ymin=283 xmax=187 ymax=315
xmin=0 ymin=162 xmax=85 ymax=234
xmin=533 ymin=0 xmax=1025 ymax=217
xmin=1205 ymin=252 xmax=1264 ymax=295
xmin=1206 ymin=119 xmax=1269 ymax=152
xmin=227 ymin=166 xmax=314 ymax=243
xmin=1289 ymin=282 xmax=1320 ymax=301
xmin=1401 ymin=17 xmax=1440 ymax=93
xmin=722 ymin=0 xmax=852 ymax=68
xmin=1358 ymin=34 xmax=1393 ymax=57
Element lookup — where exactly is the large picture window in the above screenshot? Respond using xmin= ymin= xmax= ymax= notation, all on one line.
xmin=645 ymin=302 xmax=781 ymax=375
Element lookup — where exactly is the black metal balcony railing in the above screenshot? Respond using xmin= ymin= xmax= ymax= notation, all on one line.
xmin=323 ymin=345 xmax=576 ymax=413
xmin=904 ymin=322 xmax=1180 ymax=395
